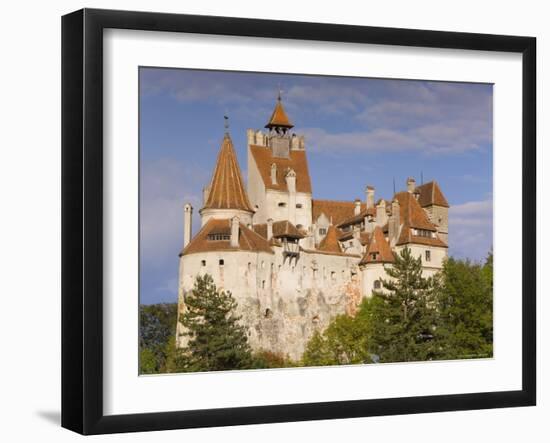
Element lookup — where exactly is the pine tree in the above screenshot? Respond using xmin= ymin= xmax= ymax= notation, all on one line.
xmin=369 ymin=247 xmax=439 ymax=362
xmin=178 ymin=274 xmax=253 ymax=372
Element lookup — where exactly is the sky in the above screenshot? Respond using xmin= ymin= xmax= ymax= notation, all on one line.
xmin=139 ymin=68 xmax=493 ymax=305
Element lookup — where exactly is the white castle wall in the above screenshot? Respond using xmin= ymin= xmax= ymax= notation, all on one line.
xmin=177 ymin=247 xmax=362 ymax=360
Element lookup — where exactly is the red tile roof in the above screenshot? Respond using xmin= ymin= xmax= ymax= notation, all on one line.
xmin=394 ymin=191 xmax=437 ymax=231
xmin=317 ymin=225 xmax=342 ymax=254
xmin=312 ymin=199 xmax=366 ymax=226
xmin=415 ymin=181 xmax=449 ymax=208
xmin=203 ymin=134 xmax=254 ymax=212
xmin=250 ymin=145 xmax=312 ymax=194
xmin=360 ymin=226 xmax=395 ymax=265
xmin=253 ymin=220 xmax=305 ymax=239
xmin=181 ymin=218 xmax=273 ymax=256
xmin=265 ymin=97 xmax=293 ymax=129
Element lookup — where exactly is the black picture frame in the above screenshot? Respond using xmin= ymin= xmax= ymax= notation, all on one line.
xmin=61 ymin=8 xmax=536 ymax=435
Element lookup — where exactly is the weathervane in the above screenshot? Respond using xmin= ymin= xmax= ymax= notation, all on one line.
xmin=223 ymin=113 xmax=229 ymax=133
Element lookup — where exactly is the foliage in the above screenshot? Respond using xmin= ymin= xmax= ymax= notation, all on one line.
xmin=177 ymin=274 xmax=254 ymax=372
xmin=301 ymin=248 xmax=494 ymax=366
xmin=368 ymin=247 xmax=439 ymax=363
xmin=435 ymin=253 xmax=493 ymax=359
xmin=302 ymin=313 xmax=372 ymax=366
xmin=139 ymin=302 xmax=177 ymax=373
xmin=252 ymin=350 xmax=298 ymax=369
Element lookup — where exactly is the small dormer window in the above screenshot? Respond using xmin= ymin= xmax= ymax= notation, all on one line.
xmin=207 ymin=233 xmax=230 ymax=241
xmin=371 ymin=252 xmax=378 ymax=260
xmin=319 ymin=228 xmax=327 ymax=235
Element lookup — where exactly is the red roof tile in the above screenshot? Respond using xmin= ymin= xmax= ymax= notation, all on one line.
xmin=181 ymin=218 xmax=273 ymax=256
xmin=360 ymin=226 xmax=395 ymax=265
xmin=250 ymin=145 xmax=312 ymax=194
xmin=265 ymin=97 xmax=293 ymax=129
xmin=312 ymin=199 xmax=366 ymax=226
xmin=415 ymin=181 xmax=449 ymax=208
xmin=203 ymin=134 xmax=254 ymax=212
xmin=317 ymin=225 xmax=342 ymax=254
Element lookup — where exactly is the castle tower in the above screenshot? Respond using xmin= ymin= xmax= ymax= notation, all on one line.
xmin=200 ymin=132 xmax=255 ymax=226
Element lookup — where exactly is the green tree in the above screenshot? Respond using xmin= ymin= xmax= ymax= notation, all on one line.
xmin=302 ymin=311 xmax=372 ymax=366
xmin=369 ymin=247 xmax=439 ymax=363
xmin=435 ymin=254 xmax=493 ymax=359
xmin=178 ymin=274 xmax=253 ymax=372
xmin=139 ymin=347 xmax=158 ymax=374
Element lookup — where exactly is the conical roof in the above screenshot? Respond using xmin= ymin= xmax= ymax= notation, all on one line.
xmin=202 ymin=134 xmax=254 ymax=212
xmin=360 ymin=226 xmax=395 ymax=265
xmin=317 ymin=225 xmax=342 ymax=254
xmin=265 ymin=96 xmax=294 ymax=129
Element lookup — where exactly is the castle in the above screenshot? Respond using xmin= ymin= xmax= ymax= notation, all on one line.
xmin=176 ymin=95 xmax=449 ymax=360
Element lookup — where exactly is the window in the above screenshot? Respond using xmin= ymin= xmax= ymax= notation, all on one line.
xmin=219 ymin=259 xmax=224 ymax=266
xmin=425 ymin=250 xmax=431 ymax=262
xmin=374 ymin=280 xmax=381 ymax=289
xmin=247 ymin=262 xmax=252 ymax=271
xmin=265 ymin=308 xmax=272 ymax=318
xmin=201 ymin=260 xmax=206 ymax=267
xmin=278 ymin=202 xmax=287 ymax=207
xmin=371 ymin=252 xmax=378 ymax=260
xmin=207 ymin=233 xmax=230 ymax=241
xmin=415 ymin=229 xmax=433 ymax=238
xmin=262 ymin=280 xmax=266 ymax=289
xmin=319 ymin=228 xmax=327 ymax=235
xmin=331 ymin=271 xmax=336 ymax=281
xmin=296 ymin=203 xmax=303 ymax=209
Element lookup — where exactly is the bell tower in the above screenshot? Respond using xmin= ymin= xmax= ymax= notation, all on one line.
xmin=265 ymin=92 xmax=294 ymax=158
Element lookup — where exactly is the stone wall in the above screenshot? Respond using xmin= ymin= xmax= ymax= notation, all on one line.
xmin=177 ymin=247 xmax=362 ymax=360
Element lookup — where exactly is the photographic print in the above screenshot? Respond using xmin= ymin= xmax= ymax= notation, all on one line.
xmin=139 ymin=68 xmax=493 ymax=374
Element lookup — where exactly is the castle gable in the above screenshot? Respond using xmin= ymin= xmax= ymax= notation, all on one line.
xmin=415 ymin=181 xmax=450 ymax=208
xmin=249 ymin=145 xmax=312 ymax=194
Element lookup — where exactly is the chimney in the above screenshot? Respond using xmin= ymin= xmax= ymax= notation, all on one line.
xmin=366 ymin=185 xmax=375 ymax=209
xmin=389 ymin=199 xmax=400 ymax=246
xmin=407 ymin=177 xmax=416 ymax=193
xmin=271 ymin=163 xmax=277 ymax=185
xmin=246 ymin=128 xmax=255 ymax=146
xmin=354 ymin=199 xmax=362 ymax=216
xmin=376 ymin=199 xmax=388 ymax=227
xmin=230 ymin=216 xmax=240 ymax=248
xmin=267 ymin=218 xmax=273 ymax=241
xmin=285 ymin=168 xmax=296 ymax=193
xmin=183 ymin=203 xmax=193 ymax=248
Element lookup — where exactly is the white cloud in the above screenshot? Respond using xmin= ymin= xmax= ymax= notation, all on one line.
xmin=302 ymin=120 xmax=490 ymax=155
xmin=449 ymin=199 xmax=493 ymax=261
xmin=140 ymin=158 xmax=207 ymax=268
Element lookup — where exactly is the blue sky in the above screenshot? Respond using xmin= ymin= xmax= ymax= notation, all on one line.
xmin=140 ymin=68 xmax=493 ymax=305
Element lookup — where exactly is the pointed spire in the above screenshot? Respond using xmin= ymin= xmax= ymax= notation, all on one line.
xmin=360 ymin=226 xmax=395 ymax=265
xmin=265 ymin=92 xmax=294 ymax=130
xmin=202 ymin=133 xmax=254 ymax=213
xmin=317 ymin=225 xmax=342 ymax=254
